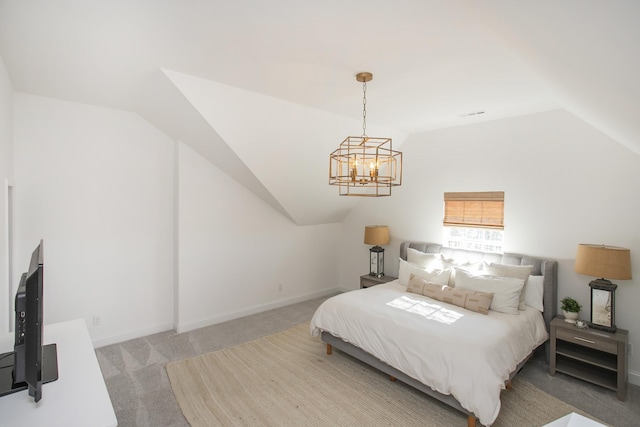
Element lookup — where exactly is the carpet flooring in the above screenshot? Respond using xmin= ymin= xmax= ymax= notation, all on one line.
xmin=96 ymin=295 xmax=640 ymax=426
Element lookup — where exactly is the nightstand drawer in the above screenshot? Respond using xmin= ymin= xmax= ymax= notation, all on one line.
xmin=556 ymin=328 xmax=617 ymax=354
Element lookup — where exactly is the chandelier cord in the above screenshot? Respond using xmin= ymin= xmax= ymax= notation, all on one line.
xmin=362 ymin=80 xmax=367 ymax=138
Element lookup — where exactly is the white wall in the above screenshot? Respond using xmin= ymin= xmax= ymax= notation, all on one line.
xmin=339 ymin=109 xmax=640 ymax=383
xmin=10 ymin=93 xmax=342 ymax=344
xmin=13 ymin=94 xmax=175 ymax=346
xmin=0 ymin=57 xmax=13 ymax=333
xmin=176 ymin=142 xmax=340 ymax=332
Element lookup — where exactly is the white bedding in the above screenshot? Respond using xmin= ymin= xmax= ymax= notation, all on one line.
xmin=310 ymin=280 xmax=548 ymax=426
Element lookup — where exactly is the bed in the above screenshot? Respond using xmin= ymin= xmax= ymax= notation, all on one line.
xmin=310 ymin=242 xmax=558 ymax=427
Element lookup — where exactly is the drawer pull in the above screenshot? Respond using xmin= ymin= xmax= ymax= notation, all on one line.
xmin=574 ymin=336 xmax=596 ymax=344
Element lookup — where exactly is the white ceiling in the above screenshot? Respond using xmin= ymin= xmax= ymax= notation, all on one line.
xmin=1 ymin=1 xmax=638 ymax=225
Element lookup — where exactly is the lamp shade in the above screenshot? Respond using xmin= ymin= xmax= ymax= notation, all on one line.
xmin=364 ymin=226 xmax=390 ymax=246
xmin=574 ymin=244 xmax=632 ymax=280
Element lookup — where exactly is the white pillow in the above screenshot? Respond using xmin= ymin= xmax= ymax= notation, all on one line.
xmin=455 ymin=269 xmax=524 ymax=315
xmin=406 ymin=248 xmax=444 ymax=270
xmin=524 ymin=275 xmax=544 ymax=312
xmin=398 ymin=258 xmax=451 ymax=287
xmin=483 ymin=262 xmax=533 ymax=310
xmin=444 ymin=259 xmax=483 ymax=287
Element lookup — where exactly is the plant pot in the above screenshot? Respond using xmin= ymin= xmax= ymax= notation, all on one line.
xmin=563 ymin=310 xmax=579 ymax=324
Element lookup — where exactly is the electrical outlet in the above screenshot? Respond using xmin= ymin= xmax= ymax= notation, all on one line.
xmin=92 ymin=315 xmax=102 ymax=327
xmin=628 ymin=343 xmax=633 ymax=357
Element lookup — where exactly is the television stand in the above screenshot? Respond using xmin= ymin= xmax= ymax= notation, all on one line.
xmin=0 ymin=343 xmax=58 ymax=398
xmin=0 ymin=320 xmax=116 ymax=427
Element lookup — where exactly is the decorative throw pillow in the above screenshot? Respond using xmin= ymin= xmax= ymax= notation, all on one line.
xmin=464 ymin=291 xmax=494 ymax=315
xmin=408 ymin=276 xmax=467 ymax=307
xmin=455 ymin=269 xmax=524 ymax=315
xmin=483 ymin=262 xmax=533 ymax=310
xmin=407 ymin=275 xmax=442 ymax=298
xmin=524 ymin=275 xmax=544 ymax=312
xmin=398 ymin=258 xmax=451 ymax=287
xmin=407 ymin=275 xmax=493 ymax=315
xmin=406 ymin=248 xmax=444 ymax=270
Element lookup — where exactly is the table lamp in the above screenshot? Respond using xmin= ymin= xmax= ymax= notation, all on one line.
xmin=574 ymin=244 xmax=632 ymax=332
xmin=364 ymin=225 xmax=390 ymax=278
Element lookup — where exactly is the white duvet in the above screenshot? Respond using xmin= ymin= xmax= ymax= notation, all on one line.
xmin=310 ymin=281 xmax=548 ymax=426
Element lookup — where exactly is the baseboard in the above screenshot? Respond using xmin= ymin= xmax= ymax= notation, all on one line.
xmin=629 ymin=369 xmax=640 ymax=386
xmin=91 ymin=322 xmax=174 ymax=348
xmin=90 ymin=288 xmax=342 ymax=348
xmin=175 ymin=287 xmax=342 ymax=334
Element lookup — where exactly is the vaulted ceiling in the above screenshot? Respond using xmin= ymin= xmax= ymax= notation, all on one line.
xmin=1 ymin=1 xmax=638 ymax=225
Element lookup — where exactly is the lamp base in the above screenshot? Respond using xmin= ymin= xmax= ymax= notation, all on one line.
xmin=588 ymin=278 xmax=617 ymax=333
xmin=369 ymin=246 xmax=385 ymax=278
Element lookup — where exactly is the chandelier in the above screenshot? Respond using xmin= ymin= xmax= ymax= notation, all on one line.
xmin=329 ymin=72 xmax=402 ymax=197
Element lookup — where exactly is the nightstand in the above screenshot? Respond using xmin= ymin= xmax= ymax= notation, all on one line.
xmin=360 ymin=274 xmax=397 ymax=289
xmin=550 ymin=316 xmax=628 ymax=400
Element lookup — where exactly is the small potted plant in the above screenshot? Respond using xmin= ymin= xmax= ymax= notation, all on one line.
xmin=561 ymin=297 xmax=582 ymax=324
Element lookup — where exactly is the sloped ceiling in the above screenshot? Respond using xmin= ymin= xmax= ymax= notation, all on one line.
xmin=0 ymin=1 xmax=638 ymax=225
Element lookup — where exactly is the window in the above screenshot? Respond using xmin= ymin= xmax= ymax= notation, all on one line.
xmin=443 ymin=192 xmax=504 ymax=253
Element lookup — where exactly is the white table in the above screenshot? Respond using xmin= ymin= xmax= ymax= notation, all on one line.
xmin=0 ymin=319 xmax=117 ymax=426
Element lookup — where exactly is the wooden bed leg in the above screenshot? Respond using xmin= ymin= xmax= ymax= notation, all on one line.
xmin=505 ymin=380 xmax=512 ymax=390
xmin=389 ymin=376 xmax=396 ymax=382
xmin=467 ymin=415 xmax=477 ymax=427
xmin=326 ymin=343 xmax=332 ymax=355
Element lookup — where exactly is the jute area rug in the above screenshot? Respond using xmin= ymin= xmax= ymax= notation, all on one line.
xmin=166 ymin=323 xmax=595 ymax=427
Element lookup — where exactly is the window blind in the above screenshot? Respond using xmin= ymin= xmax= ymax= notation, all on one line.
xmin=443 ymin=191 xmax=504 ymax=229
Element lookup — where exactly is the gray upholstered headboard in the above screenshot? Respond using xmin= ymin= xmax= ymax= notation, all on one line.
xmin=399 ymin=242 xmax=558 ymax=331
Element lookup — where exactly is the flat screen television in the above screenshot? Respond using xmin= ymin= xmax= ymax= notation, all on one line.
xmin=0 ymin=240 xmax=58 ymax=402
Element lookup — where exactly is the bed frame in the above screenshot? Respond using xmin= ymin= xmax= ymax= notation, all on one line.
xmin=321 ymin=242 xmax=558 ymax=427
